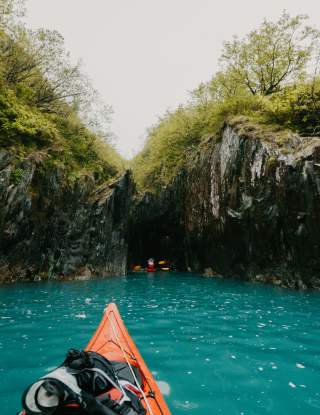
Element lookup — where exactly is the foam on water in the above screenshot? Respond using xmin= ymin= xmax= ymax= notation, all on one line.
xmin=0 ymin=273 xmax=320 ymax=414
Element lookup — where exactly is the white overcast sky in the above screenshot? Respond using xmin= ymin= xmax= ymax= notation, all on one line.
xmin=25 ymin=0 xmax=319 ymax=158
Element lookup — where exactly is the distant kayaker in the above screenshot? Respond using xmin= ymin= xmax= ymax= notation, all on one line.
xmin=146 ymin=258 xmax=156 ymax=272
xmin=158 ymin=260 xmax=171 ymax=271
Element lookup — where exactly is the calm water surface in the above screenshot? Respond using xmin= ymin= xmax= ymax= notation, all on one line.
xmin=0 ymin=273 xmax=320 ymax=414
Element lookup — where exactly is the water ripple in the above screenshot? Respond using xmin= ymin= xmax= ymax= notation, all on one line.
xmin=0 ymin=273 xmax=320 ymax=414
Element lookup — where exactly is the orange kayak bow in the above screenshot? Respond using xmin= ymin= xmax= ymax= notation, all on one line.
xmin=86 ymin=303 xmax=171 ymax=415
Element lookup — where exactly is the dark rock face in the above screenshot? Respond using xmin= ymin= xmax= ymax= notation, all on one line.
xmin=184 ymin=125 xmax=320 ymax=289
xmin=0 ymin=152 xmax=133 ymax=282
xmin=131 ymin=125 xmax=320 ymax=289
xmin=2 ymin=123 xmax=320 ymax=289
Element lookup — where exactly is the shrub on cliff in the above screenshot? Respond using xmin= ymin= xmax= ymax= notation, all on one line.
xmin=262 ymin=79 xmax=320 ymax=136
xmin=131 ymin=104 xmax=214 ymax=191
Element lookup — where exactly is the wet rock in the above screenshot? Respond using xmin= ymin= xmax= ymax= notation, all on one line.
xmin=0 ymin=153 xmax=133 ymax=282
xmin=203 ymin=267 xmax=221 ymax=277
xmin=255 ymin=274 xmax=266 ymax=283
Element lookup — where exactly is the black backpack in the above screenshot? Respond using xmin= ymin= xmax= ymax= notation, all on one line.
xmin=21 ymin=349 xmax=146 ymax=415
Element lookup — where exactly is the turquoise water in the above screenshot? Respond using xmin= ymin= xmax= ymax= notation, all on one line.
xmin=0 ymin=273 xmax=320 ymax=414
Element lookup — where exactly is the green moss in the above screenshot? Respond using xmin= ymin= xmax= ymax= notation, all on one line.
xmin=10 ymin=167 xmax=24 ymax=185
xmin=229 ymin=116 xmax=293 ymax=147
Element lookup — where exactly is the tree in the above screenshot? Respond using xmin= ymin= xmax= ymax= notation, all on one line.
xmin=0 ymin=0 xmax=112 ymax=131
xmin=220 ymin=12 xmax=320 ymax=95
xmin=0 ymin=0 xmax=25 ymax=32
xmin=189 ymin=70 xmax=244 ymax=112
xmin=27 ymin=30 xmax=90 ymax=112
xmin=208 ymin=69 xmax=249 ymax=101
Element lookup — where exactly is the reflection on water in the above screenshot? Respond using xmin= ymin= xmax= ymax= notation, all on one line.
xmin=0 ymin=273 xmax=320 ymax=414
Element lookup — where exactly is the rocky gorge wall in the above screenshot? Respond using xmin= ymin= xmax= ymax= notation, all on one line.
xmin=1 ymin=122 xmax=320 ymax=289
xmin=132 ymin=123 xmax=320 ymax=289
xmin=0 ymin=151 xmax=133 ymax=283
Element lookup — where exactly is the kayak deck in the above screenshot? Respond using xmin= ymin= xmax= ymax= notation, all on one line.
xmin=86 ymin=303 xmax=171 ymax=415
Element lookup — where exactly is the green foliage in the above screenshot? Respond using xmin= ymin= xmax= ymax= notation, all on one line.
xmin=0 ymin=0 xmax=25 ymax=32
xmin=133 ymin=12 xmax=320 ymax=192
xmin=0 ymin=87 xmax=123 ymax=182
xmin=220 ymin=12 xmax=319 ymax=95
xmin=0 ymin=89 xmax=58 ymax=147
xmin=0 ymin=0 xmax=123 ymax=184
xmin=132 ymin=106 xmax=210 ymax=191
xmin=262 ymin=79 xmax=320 ymax=135
xmin=10 ymin=166 xmax=23 ymax=184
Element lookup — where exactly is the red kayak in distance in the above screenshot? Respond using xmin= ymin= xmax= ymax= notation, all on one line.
xmin=146 ymin=258 xmax=156 ymax=272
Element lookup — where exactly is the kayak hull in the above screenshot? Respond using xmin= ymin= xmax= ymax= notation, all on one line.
xmin=86 ymin=303 xmax=171 ymax=415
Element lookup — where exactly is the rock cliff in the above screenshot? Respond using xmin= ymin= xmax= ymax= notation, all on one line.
xmin=131 ymin=122 xmax=320 ymax=289
xmin=0 ymin=151 xmax=133 ymax=282
xmin=2 ymin=121 xmax=320 ymax=289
